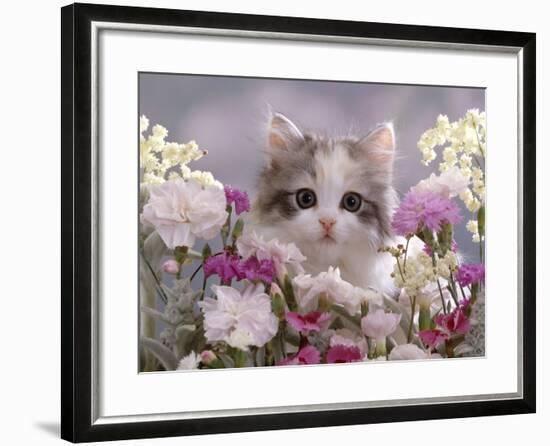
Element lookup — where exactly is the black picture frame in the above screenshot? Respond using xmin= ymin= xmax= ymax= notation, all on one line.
xmin=61 ymin=2 xmax=536 ymax=442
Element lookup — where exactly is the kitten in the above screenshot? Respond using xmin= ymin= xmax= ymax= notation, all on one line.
xmin=248 ymin=112 xmax=400 ymax=295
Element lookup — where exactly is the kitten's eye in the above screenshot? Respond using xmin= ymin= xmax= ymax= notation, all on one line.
xmin=295 ymin=188 xmax=317 ymax=209
xmin=341 ymin=192 xmax=362 ymax=212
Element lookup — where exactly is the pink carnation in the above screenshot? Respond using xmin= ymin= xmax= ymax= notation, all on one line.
xmin=240 ymin=256 xmax=275 ymax=284
xmin=278 ymin=345 xmax=321 ymax=366
xmin=418 ymin=329 xmax=449 ymax=349
xmin=435 ymin=307 xmax=471 ymax=335
xmin=456 ymin=263 xmax=485 ymax=287
xmin=286 ymin=311 xmax=331 ymax=334
xmin=326 ymin=344 xmax=362 ymax=363
xmin=224 ymin=185 xmax=250 ymax=215
xmin=392 ymin=190 xmax=462 ymax=236
xmin=203 ymin=253 xmax=242 ymax=285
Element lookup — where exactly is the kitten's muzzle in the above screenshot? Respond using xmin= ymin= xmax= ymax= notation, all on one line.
xmin=319 ymin=218 xmax=336 ymax=233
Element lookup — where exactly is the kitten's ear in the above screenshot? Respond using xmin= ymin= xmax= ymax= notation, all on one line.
xmin=358 ymin=123 xmax=395 ymax=170
xmin=267 ymin=112 xmax=304 ymax=151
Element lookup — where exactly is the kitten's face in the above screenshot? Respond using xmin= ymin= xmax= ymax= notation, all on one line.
xmin=254 ymin=113 xmax=397 ymax=257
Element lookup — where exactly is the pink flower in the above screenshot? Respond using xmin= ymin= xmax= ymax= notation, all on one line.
xmin=240 ymin=256 xmax=275 ymax=283
xmin=326 ymin=344 xmax=362 ymax=363
xmin=392 ymin=190 xmax=462 ymax=236
xmin=435 ymin=307 xmax=471 ymax=335
xmin=203 ymin=253 xmax=242 ymax=284
xmin=285 ymin=311 xmax=331 ymax=334
xmin=456 ymin=263 xmax=485 ymax=287
xmin=162 ymin=259 xmax=180 ymax=274
xmin=278 ymin=345 xmax=321 ymax=366
xmin=224 ymin=185 xmax=250 ymax=215
xmin=418 ymin=329 xmax=449 ymax=349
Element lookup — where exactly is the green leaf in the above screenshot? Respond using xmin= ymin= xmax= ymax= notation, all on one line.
xmin=477 ymin=205 xmax=485 ymax=237
xmin=255 ymin=346 xmax=266 ymax=367
xmin=282 ymin=275 xmax=298 ymax=311
xmin=202 ymin=243 xmax=212 ymax=259
xmin=418 ymin=306 xmax=432 ymax=331
xmin=174 ymin=325 xmax=197 ymax=358
xmin=218 ymin=353 xmax=235 ymax=369
xmin=174 ymin=246 xmax=189 ymax=264
xmin=206 ymin=358 xmax=225 ymax=369
xmin=143 ymin=231 xmax=168 ymax=269
xmin=231 ymin=218 xmax=244 ymax=243
xmin=141 ymin=337 xmax=178 ymax=371
xmin=437 ymin=222 xmax=453 ymax=255
xmin=271 ymin=293 xmax=286 ymax=319
xmin=382 ymin=294 xmax=412 ymax=346
xmin=329 ymin=316 xmax=344 ymax=330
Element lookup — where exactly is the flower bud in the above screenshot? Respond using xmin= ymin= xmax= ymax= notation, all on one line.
xmin=162 ymin=259 xmax=180 ymax=274
xmin=200 ymin=350 xmax=217 ymax=365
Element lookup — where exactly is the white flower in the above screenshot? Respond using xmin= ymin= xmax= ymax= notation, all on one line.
xmin=392 ymin=252 xmax=434 ymax=298
xmin=141 ymin=179 xmax=228 ymax=249
xmin=139 ymin=115 xmax=149 ymax=138
xmin=237 ymin=231 xmax=306 ymax=275
xmin=361 ymin=309 xmax=401 ymax=340
xmin=388 ymin=344 xmax=429 ymax=361
xmin=293 ymin=266 xmax=363 ymax=315
xmin=199 ymin=283 xmax=278 ymax=350
xmin=412 ymin=166 xmax=470 ymax=198
xmin=177 ymin=351 xmax=201 ymax=370
xmin=186 ymin=170 xmax=223 ymax=189
xmin=330 ymin=328 xmax=368 ymax=356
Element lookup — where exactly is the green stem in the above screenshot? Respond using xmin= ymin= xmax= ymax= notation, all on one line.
xmin=407 ymin=294 xmax=417 ymax=343
xmin=448 ymin=269 xmax=460 ymax=307
xmin=436 ymin=278 xmax=448 ymax=314
xmin=403 ymin=237 xmax=411 ymax=270
xmin=396 ymin=257 xmax=406 ymax=282
xmin=140 ymin=252 xmax=168 ymax=304
xmin=431 ymin=253 xmax=448 ymax=314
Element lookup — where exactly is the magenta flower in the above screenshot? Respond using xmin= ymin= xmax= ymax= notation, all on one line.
xmin=418 ymin=329 xmax=449 ymax=349
xmin=326 ymin=344 xmax=362 ymax=363
xmin=285 ymin=311 xmax=331 ymax=334
xmin=392 ymin=190 xmax=462 ymax=236
xmin=278 ymin=345 xmax=321 ymax=366
xmin=240 ymin=256 xmax=275 ymax=283
xmin=456 ymin=263 xmax=485 ymax=287
xmin=435 ymin=307 xmax=471 ymax=335
xmin=224 ymin=185 xmax=250 ymax=215
xmin=203 ymin=253 xmax=242 ymax=284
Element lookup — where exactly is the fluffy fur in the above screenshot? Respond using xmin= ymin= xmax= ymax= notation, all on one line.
xmin=248 ymin=112 xmax=401 ymax=294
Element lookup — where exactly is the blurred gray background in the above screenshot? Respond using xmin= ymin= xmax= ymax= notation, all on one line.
xmin=139 ymin=73 xmax=484 ymax=260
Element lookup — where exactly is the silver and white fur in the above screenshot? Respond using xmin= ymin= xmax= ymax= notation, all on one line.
xmin=248 ymin=112 xmax=401 ymax=294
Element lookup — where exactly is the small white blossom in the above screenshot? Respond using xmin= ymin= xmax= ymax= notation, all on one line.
xmin=177 ymin=351 xmax=201 ymax=370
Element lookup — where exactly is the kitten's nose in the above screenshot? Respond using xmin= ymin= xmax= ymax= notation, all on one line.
xmin=319 ymin=218 xmax=336 ymax=232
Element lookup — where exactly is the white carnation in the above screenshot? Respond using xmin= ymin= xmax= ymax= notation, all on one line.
xmin=199 ymin=283 xmax=278 ymax=351
xmin=412 ymin=166 xmax=470 ymax=198
xmin=141 ymin=179 xmax=228 ymax=249
xmin=293 ymin=266 xmax=364 ymax=316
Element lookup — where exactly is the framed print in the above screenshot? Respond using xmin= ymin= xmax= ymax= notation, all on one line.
xmin=61 ymin=2 xmax=536 ymax=442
